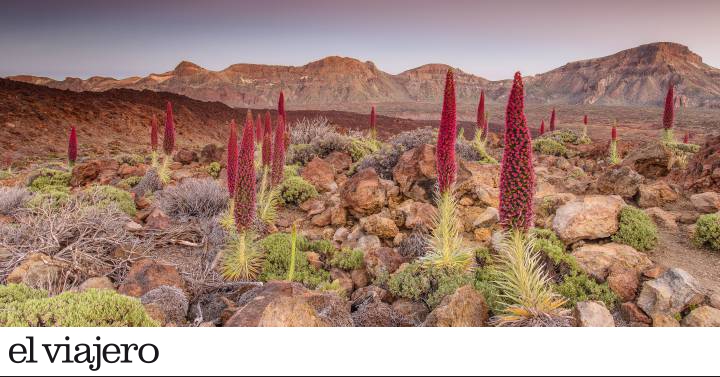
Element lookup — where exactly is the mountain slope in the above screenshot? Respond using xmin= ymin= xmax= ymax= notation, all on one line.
xmin=8 ymin=42 xmax=720 ymax=108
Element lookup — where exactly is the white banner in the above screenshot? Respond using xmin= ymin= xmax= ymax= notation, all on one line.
xmin=0 ymin=328 xmax=716 ymax=376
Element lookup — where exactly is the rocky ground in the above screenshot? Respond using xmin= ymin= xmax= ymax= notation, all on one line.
xmin=1 ymin=121 xmax=719 ymax=327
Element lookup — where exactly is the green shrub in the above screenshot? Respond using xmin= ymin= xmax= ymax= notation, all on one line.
xmin=329 ymin=248 xmax=364 ymax=270
xmin=117 ymin=154 xmax=146 ymax=166
xmin=0 ymin=170 xmax=12 ymax=180
xmin=554 ymin=272 xmax=619 ymax=310
xmin=284 ymin=164 xmax=301 ymax=178
xmin=426 ymin=271 xmax=471 ymax=309
xmin=258 ymin=233 xmax=330 ymax=289
xmin=0 ymin=284 xmax=158 ymax=327
xmin=278 ymin=176 xmax=318 ymax=205
xmin=85 ymin=185 xmax=137 ymax=216
xmin=612 ymin=206 xmax=658 ymax=251
xmin=533 ymin=228 xmax=580 ymax=271
xmin=387 ymin=262 xmax=472 ymax=309
xmin=316 ymin=280 xmax=347 ymax=298
xmin=533 ymin=138 xmax=568 ymax=157
xmin=206 ymin=162 xmax=221 ymax=178
xmin=693 ymin=214 xmax=720 ymax=251
xmin=26 ymin=186 xmax=70 ymax=208
xmin=473 ymin=266 xmax=503 ymax=314
xmin=306 ymin=239 xmax=335 ymax=256
xmin=118 ymin=176 xmax=143 ymax=190
xmin=27 ymin=169 xmax=71 ymax=192
xmin=348 ymin=138 xmax=382 ymax=162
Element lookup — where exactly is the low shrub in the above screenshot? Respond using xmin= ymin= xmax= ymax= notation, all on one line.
xmin=329 ymin=248 xmax=364 ymax=271
xmin=84 ymin=185 xmax=137 ymax=217
xmin=118 ymin=176 xmax=142 ymax=190
xmin=693 ymin=214 xmax=720 ymax=251
xmin=26 ymin=186 xmax=70 ymax=209
xmin=386 ymin=262 xmax=472 ymax=309
xmin=0 ymin=187 xmax=31 ymax=215
xmin=284 ymin=164 xmax=301 ymax=178
xmin=397 ymin=230 xmax=428 ymax=258
xmin=533 ymin=138 xmax=568 ymax=157
xmin=132 ymin=168 xmax=163 ymax=198
xmin=348 ymin=138 xmax=382 ymax=162
xmin=258 ymin=233 xmax=330 ymax=289
xmin=287 ymin=144 xmax=316 ymax=166
xmin=554 ymin=272 xmax=619 ymax=310
xmin=27 ymin=168 xmax=71 ymax=192
xmin=116 ymin=153 xmax=146 ymax=166
xmin=290 ymin=117 xmax=334 ymax=145
xmin=473 ymin=265 xmax=503 ymax=314
xmin=159 ymin=178 xmax=228 ymax=219
xmin=277 ymin=176 xmax=318 ymax=205
xmin=206 ymin=162 xmax=221 ymax=178
xmin=356 ymin=127 xmax=436 ymax=180
xmin=612 ymin=206 xmax=658 ymax=251
xmin=0 ymin=284 xmax=158 ymax=327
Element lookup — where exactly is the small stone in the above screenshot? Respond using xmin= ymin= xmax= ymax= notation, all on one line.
xmin=652 ymin=313 xmax=680 ymax=327
xmin=472 ymin=207 xmax=499 ymax=228
xmin=124 ymin=221 xmax=143 ymax=232
xmin=574 ymin=301 xmax=615 ymax=327
xmin=682 ymin=306 xmax=720 ymax=327
xmin=620 ymin=302 xmax=652 ymax=325
xmin=78 ymin=276 xmax=115 ymax=291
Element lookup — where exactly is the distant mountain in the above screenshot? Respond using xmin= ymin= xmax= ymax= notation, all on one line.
xmin=8 ymin=42 xmax=720 ymax=108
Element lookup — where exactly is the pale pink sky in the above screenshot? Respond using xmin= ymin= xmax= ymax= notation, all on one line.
xmin=1 ymin=0 xmax=719 ymax=80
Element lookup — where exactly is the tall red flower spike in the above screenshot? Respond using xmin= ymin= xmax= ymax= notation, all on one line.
xmin=611 ymin=125 xmax=617 ymax=141
xmin=539 ymin=120 xmax=545 ymax=136
xmin=150 ymin=115 xmax=159 ymax=152
xmin=436 ymin=69 xmax=457 ymax=193
xmin=163 ymin=101 xmax=175 ymax=155
xmin=549 ymin=107 xmax=556 ymax=132
xmin=663 ymin=82 xmax=674 ymax=130
xmin=499 ymin=72 xmax=535 ymax=231
xmin=262 ymin=111 xmax=273 ymax=167
xmin=226 ymin=120 xmax=239 ymax=196
xmin=477 ymin=90 xmax=485 ymax=133
xmin=245 ymin=109 xmax=254 ymax=136
xmin=278 ymin=91 xmax=286 ymax=119
xmin=683 ymin=131 xmax=689 ymax=144
xmin=234 ymin=115 xmax=256 ymax=232
xmin=271 ymin=115 xmax=287 ymax=186
xmin=583 ymin=114 xmax=588 ymax=125
xmin=255 ymin=113 xmax=263 ymax=144
xmin=370 ymin=106 xmax=377 ymax=136
xmin=68 ymin=126 xmax=78 ymax=165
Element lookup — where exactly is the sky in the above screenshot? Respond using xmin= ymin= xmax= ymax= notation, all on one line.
xmin=1 ymin=0 xmax=719 ymax=81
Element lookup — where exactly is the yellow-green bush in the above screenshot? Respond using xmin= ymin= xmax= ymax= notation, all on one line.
xmin=612 ymin=206 xmax=658 ymax=251
xmin=116 ymin=154 xmax=146 ymax=166
xmin=0 ymin=284 xmax=158 ymax=327
xmin=118 ymin=176 xmax=143 ymax=190
xmin=258 ymin=233 xmax=330 ymax=289
xmin=348 ymin=138 xmax=382 ymax=162
xmin=533 ymin=138 xmax=568 ymax=157
xmin=27 ymin=169 xmax=71 ymax=192
xmin=693 ymin=214 xmax=720 ymax=251
xmin=554 ymin=272 xmax=618 ymax=310
xmin=27 ymin=186 xmax=70 ymax=208
xmin=278 ymin=176 xmax=318 ymax=205
xmin=386 ymin=262 xmax=472 ymax=309
xmin=206 ymin=162 xmax=221 ymax=178
xmin=329 ymin=248 xmax=364 ymax=271
xmin=85 ymin=185 xmax=137 ymax=216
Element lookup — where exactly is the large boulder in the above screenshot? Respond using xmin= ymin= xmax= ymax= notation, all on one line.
xmin=596 ymin=166 xmax=644 ymax=199
xmin=352 ymin=299 xmax=410 ymax=327
xmin=573 ymin=301 xmax=615 ymax=327
xmin=397 ymin=199 xmax=436 ymax=230
xmin=644 ymin=207 xmax=678 ymax=231
xmin=637 ymin=181 xmax=678 ymax=208
xmin=422 ymin=286 xmax=488 ymax=327
xmin=681 ymin=306 xmax=720 ymax=327
xmin=360 ymin=213 xmax=400 ymax=239
xmin=70 ymin=159 xmax=119 ymax=187
xmin=324 ymin=151 xmax=352 ymax=173
xmin=552 ymin=195 xmax=625 ymax=243
xmin=140 ymin=285 xmax=189 ymax=326
xmin=173 ymin=149 xmax=198 ymax=165
xmin=622 ymin=141 xmax=672 ymax=179
xmin=301 ymin=157 xmax=337 ymax=192
xmin=225 ymin=281 xmax=352 ymax=327
xmin=6 ymin=253 xmax=69 ymax=289
xmin=118 ymin=259 xmax=185 ymax=297
xmin=364 ymin=247 xmax=405 ymax=276
xmin=690 ymin=192 xmax=720 ymax=213
xmin=636 ymin=268 xmax=705 ymax=317
xmin=341 ymin=168 xmax=386 ymax=216
xmin=571 ymin=243 xmax=653 ymax=282
xmin=392 ymin=144 xmax=437 ymax=202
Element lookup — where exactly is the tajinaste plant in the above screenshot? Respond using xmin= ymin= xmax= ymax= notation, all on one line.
xmin=278 ymin=91 xmax=290 ymax=149
xmin=549 ymin=107 xmax=556 ymax=132
xmin=539 ymin=120 xmax=545 ymax=136
xmin=498 ymin=72 xmax=535 ymax=232
xmin=422 ymin=69 xmax=472 ymax=273
xmin=256 ymin=113 xmax=263 ymax=145
xmin=662 ymin=82 xmax=675 ymax=143
xmin=262 ymin=111 xmax=273 ymax=168
xmin=150 ymin=115 xmax=159 ymax=166
xmin=271 ymin=115 xmax=287 ymax=186
xmin=369 ymin=105 xmax=377 ymax=139
xmin=159 ymin=101 xmax=176 ymax=184
xmin=477 ymin=91 xmax=485 ymax=137
xmin=683 ymin=131 xmax=690 ymax=144
xmin=609 ymin=122 xmax=620 ymax=165
xmin=68 ymin=126 xmax=78 ymax=167
xmin=220 ymin=120 xmax=240 ymax=231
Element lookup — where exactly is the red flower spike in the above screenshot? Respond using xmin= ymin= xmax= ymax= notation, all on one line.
xmin=499 ymin=72 xmax=535 ymax=231
xmin=68 ymin=126 xmax=78 ymax=164
xmin=226 ymin=120 xmax=239 ymax=196
xmin=477 ymin=90 xmax=485 ymax=133
xmin=271 ymin=115 xmax=287 ymax=186
xmin=150 ymin=115 xmax=159 ymax=151
xmin=549 ymin=107 xmax=556 ymax=132
xmin=262 ymin=111 xmax=273 ymax=167
xmin=583 ymin=114 xmax=588 ymax=125
xmin=436 ymin=69 xmax=457 ymax=193
xmin=234 ymin=114 xmax=256 ymax=232
xmin=539 ymin=120 xmax=545 ymax=136
xmin=663 ymin=83 xmax=674 ymax=130
xmin=163 ymin=101 xmax=175 ymax=155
